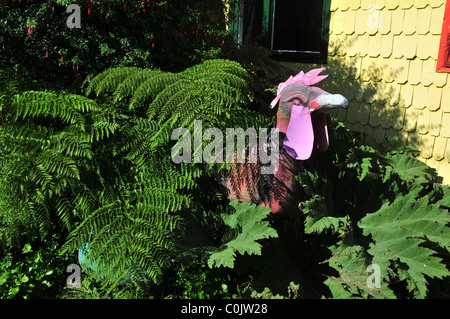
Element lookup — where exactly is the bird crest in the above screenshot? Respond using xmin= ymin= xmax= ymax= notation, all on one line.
xmin=270 ymin=68 xmax=328 ymax=109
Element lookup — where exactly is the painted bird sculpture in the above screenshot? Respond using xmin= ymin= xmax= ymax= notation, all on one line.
xmin=224 ymin=68 xmax=349 ymax=215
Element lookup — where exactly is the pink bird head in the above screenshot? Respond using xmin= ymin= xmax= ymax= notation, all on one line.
xmin=270 ymin=68 xmax=328 ymax=109
xmin=271 ymin=68 xmax=348 ymax=161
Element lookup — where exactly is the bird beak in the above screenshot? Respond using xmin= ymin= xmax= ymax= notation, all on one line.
xmin=283 ymin=93 xmax=349 ymax=160
xmin=309 ymin=93 xmax=349 ymax=113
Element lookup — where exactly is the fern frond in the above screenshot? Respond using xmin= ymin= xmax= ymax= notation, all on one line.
xmin=60 ymin=93 xmax=102 ymax=114
xmin=127 ymin=71 xmax=178 ymax=108
xmin=35 ymin=149 xmax=80 ymax=180
xmin=11 ymin=91 xmax=102 ymax=132
xmin=86 ymin=59 xmax=251 ymax=134
xmin=62 ymin=181 xmax=186 ymax=286
xmin=84 ymin=67 xmax=143 ymax=97
xmin=112 ymin=69 xmax=164 ymax=103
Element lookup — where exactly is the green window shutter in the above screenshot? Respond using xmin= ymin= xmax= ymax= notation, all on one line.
xmin=262 ymin=0 xmax=272 ymax=47
xmin=228 ymin=0 xmax=243 ymax=44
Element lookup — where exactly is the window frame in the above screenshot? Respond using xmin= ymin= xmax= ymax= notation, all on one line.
xmin=268 ymin=0 xmax=331 ymax=64
xmin=437 ymin=0 xmax=450 ymax=73
xmin=229 ymin=0 xmax=331 ymax=64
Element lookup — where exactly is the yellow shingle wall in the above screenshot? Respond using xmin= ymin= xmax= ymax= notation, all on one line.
xmin=283 ymin=0 xmax=450 ymax=183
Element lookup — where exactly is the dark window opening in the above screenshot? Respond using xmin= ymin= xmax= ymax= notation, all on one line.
xmin=271 ymin=0 xmax=324 ymax=53
xmin=231 ymin=0 xmax=331 ymax=64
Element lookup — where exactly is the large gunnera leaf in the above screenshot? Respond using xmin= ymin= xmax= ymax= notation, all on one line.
xmin=387 ymin=153 xmax=435 ymax=184
xmin=358 ymin=188 xmax=450 ymax=298
xmin=324 ymin=244 xmax=396 ymax=299
xmin=207 ymin=201 xmax=278 ymax=269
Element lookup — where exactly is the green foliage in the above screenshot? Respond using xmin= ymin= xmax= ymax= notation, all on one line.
xmin=60 ymin=275 xmax=147 ymax=299
xmin=84 ymin=59 xmax=269 ymax=132
xmin=151 ymin=201 xmax=277 ymax=299
xmin=0 ymin=71 xmax=125 ymax=246
xmin=293 ymin=119 xmax=450 ymax=299
xmin=1 ymin=59 xmax=268 ymax=295
xmin=206 ymin=201 xmax=278 ymax=269
xmin=0 ymin=241 xmax=72 ymax=299
xmin=1 ymin=93 xmax=97 ymax=243
xmin=388 ymin=152 xmax=435 ymax=185
xmin=55 ymin=59 xmax=266 ymax=289
xmin=324 ymin=244 xmax=395 ymax=299
xmin=359 ymin=188 xmax=450 ymax=298
xmin=61 ymin=166 xmax=188 ymax=286
xmin=298 ymin=170 xmax=350 ymax=236
xmin=0 ymin=0 xmax=238 ymax=91
xmin=171 ymin=260 xmax=233 ymax=299
xmin=12 ymin=90 xmax=100 ymax=130
xmin=0 ymin=68 xmax=193 ymax=289
xmin=1 ymin=1 xmax=278 ymax=300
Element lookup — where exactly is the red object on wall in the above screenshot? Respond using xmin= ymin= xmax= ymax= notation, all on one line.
xmin=437 ymin=0 xmax=450 ymax=72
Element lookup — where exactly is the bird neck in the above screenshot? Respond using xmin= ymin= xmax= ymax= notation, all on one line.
xmin=275 ymin=106 xmax=290 ymax=135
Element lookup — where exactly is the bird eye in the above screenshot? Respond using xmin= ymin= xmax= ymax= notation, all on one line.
xmin=292 ymin=99 xmax=301 ymax=105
